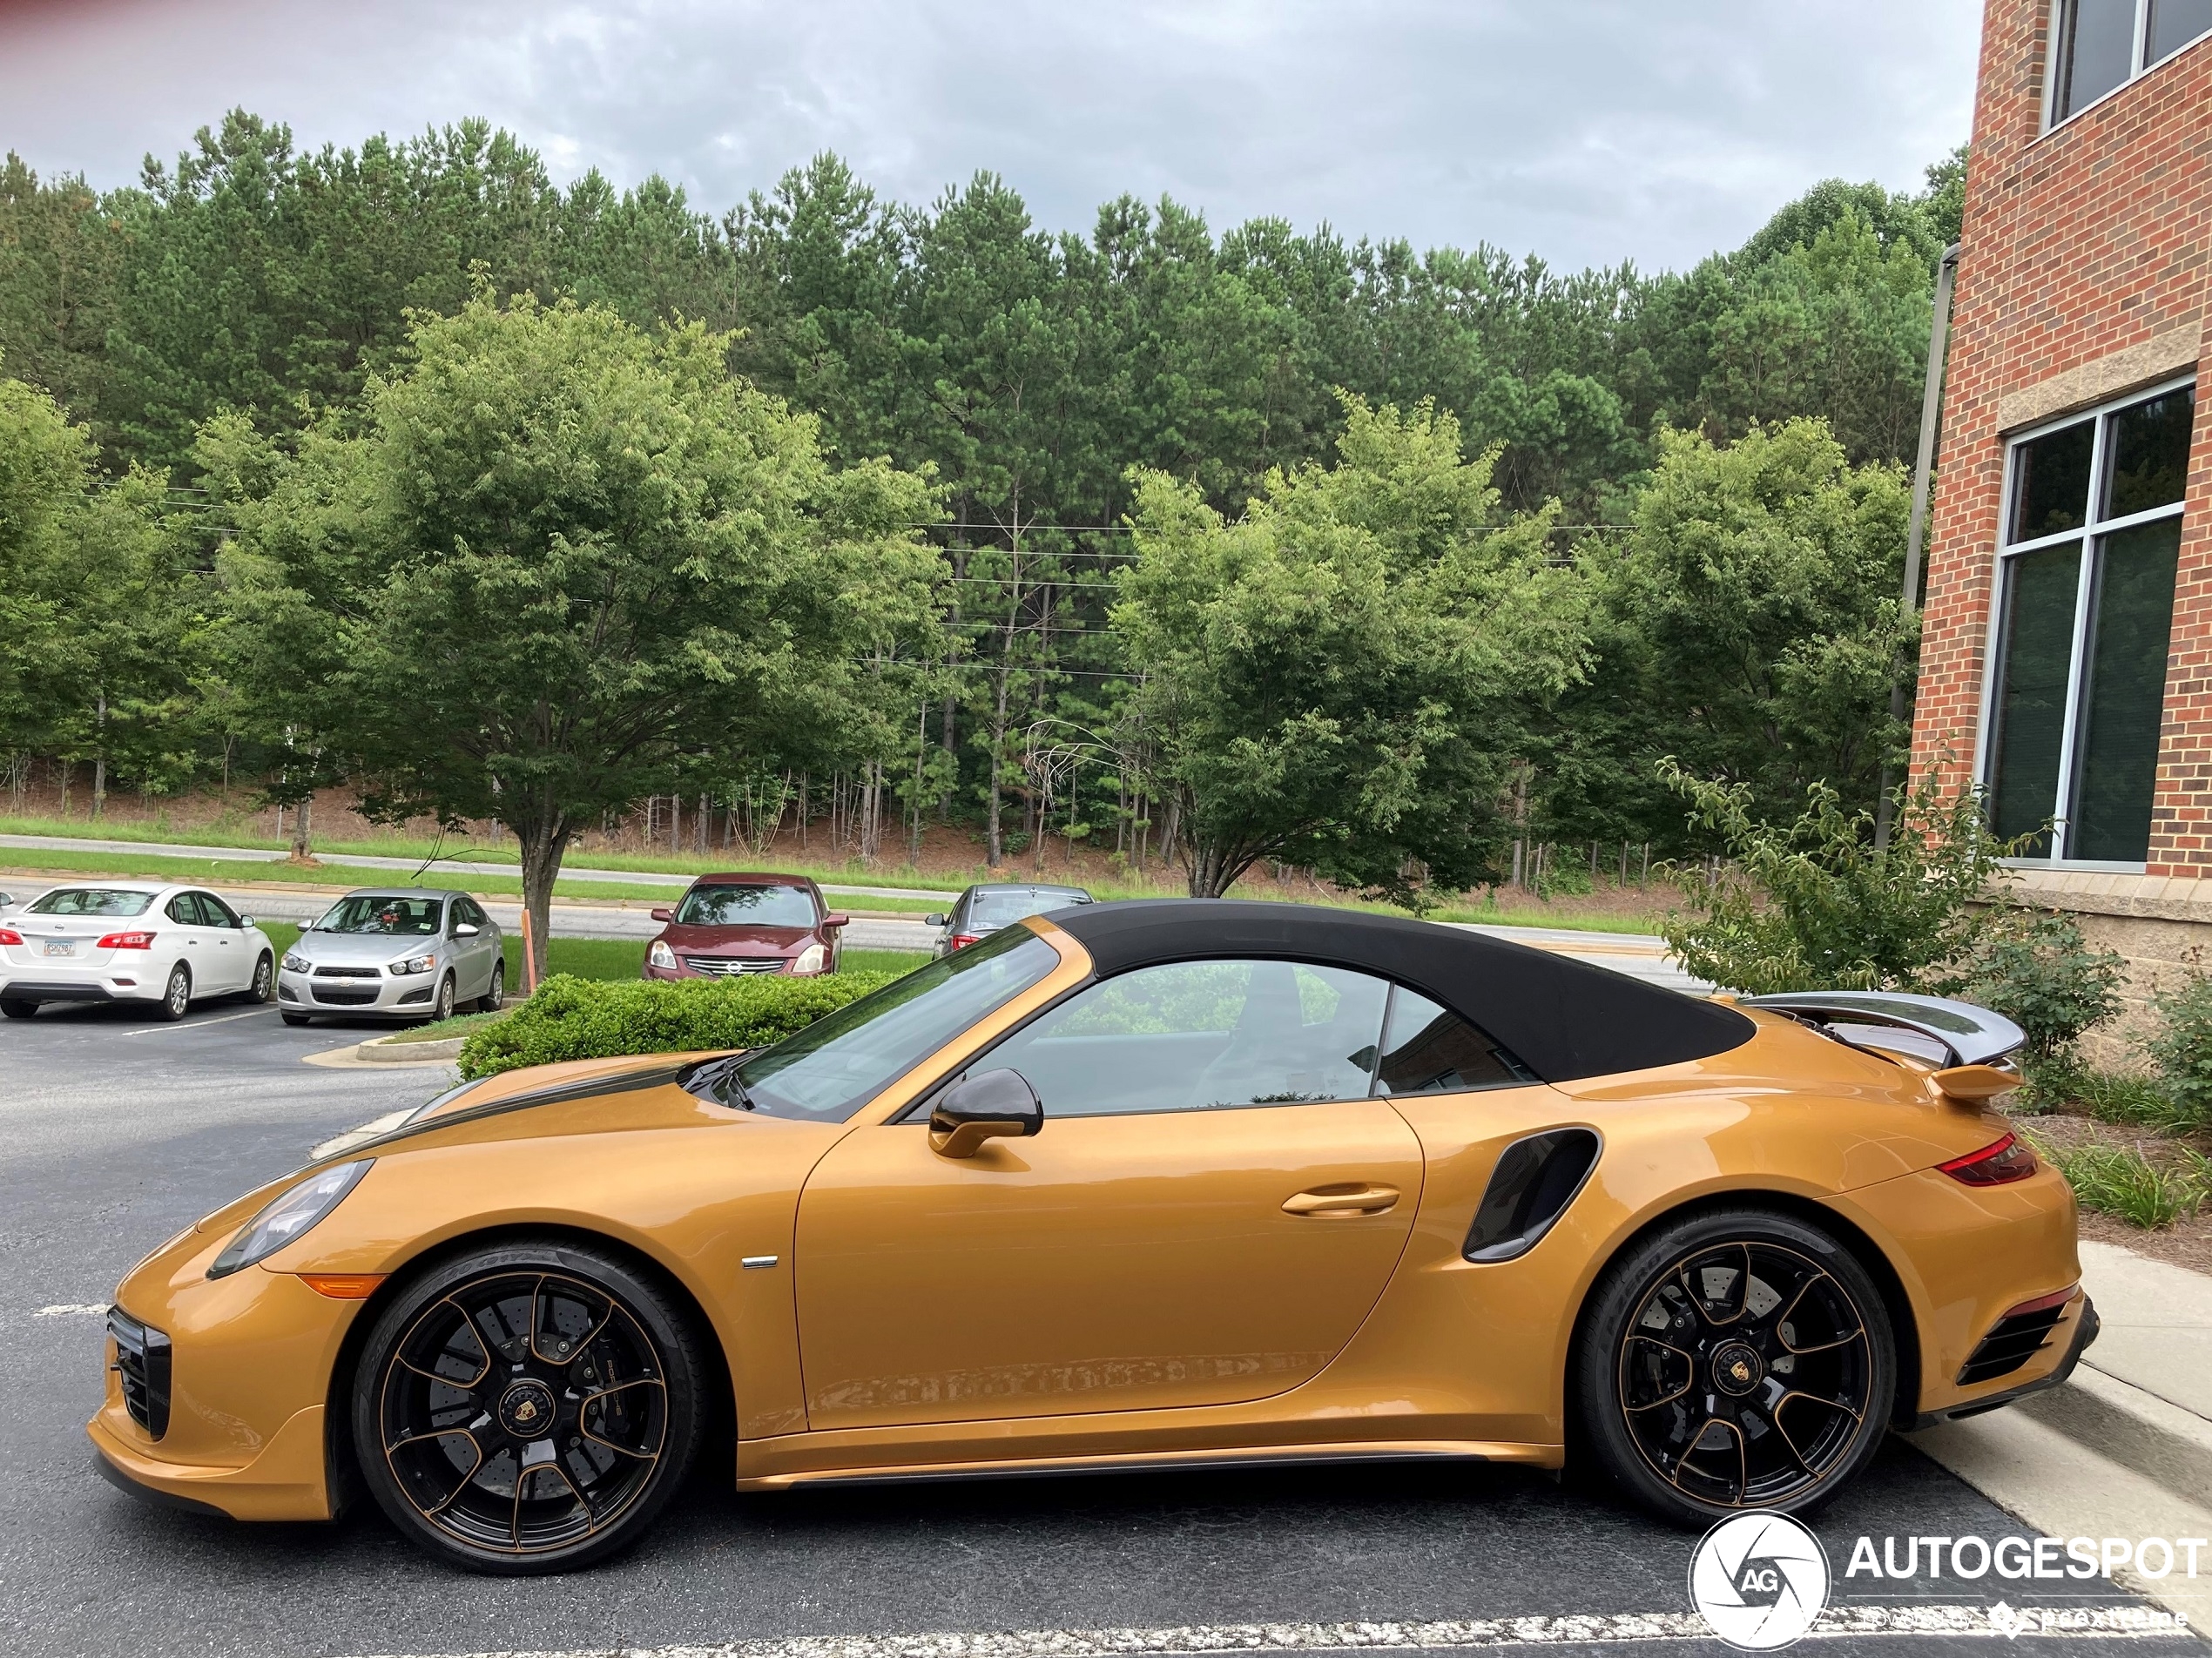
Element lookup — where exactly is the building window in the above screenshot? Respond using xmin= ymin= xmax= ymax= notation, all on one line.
xmin=2049 ymin=0 xmax=2212 ymax=125
xmin=1986 ymin=384 xmax=2192 ymax=864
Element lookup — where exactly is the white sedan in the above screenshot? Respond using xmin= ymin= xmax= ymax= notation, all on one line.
xmin=0 ymin=882 xmax=276 ymax=1021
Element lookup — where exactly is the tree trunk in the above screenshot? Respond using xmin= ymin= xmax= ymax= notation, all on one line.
xmin=290 ymin=793 xmax=314 ymax=861
xmin=515 ymin=804 xmax=571 ymax=987
xmin=91 ymin=691 xmax=107 ymax=819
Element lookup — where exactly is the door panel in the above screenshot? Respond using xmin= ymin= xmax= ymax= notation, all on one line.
xmin=793 ymin=1098 xmax=1422 ymax=1430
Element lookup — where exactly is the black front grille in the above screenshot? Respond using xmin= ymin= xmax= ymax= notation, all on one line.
xmin=1959 ymin=1299 xmax=2071 ymax=1385
xmin=314 ymin=965 xmax=381 ymax=979
xmin=682 ymin=956 xmax=786 ymax=975
xmin=108 ymin=1307 xmax=172 ymax=1439
xmin=312 ymin=986 xmax=381 ymax=1006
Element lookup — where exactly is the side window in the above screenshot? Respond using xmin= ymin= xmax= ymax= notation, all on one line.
xmin=164 ymin=894 xmax=199 ymax=925
xmin=1374 ymin=988 xmax=1535 ymax=1095
xmin=197 ymin=893 xmax=241 ymax=927
xmin=979 ymin=958 xmax=1390 ymax=1118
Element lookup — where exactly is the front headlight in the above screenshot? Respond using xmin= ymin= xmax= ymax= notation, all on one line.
xmin=648 ymin=940 xmax=678 ymax=970
xmin=388 ymin=952 xmax=437 ymax=976
xmin=791 ymin=942 xmax=828 ymax=975
xmin=206 ymin=1161 xmax=372 ymax=1279
xmin=281 ymin=951 xmax=312 ymax=974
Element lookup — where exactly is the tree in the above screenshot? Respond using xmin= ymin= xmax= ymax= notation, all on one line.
xmin=214 ymin=289 xmax=938 ymax=978
xmin=1115 ymin=395 xmax=1588 ymax=901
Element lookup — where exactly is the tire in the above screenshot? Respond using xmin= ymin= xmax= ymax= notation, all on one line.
xmin=476 ymin=960 xmax=504 ymax=1014
xmin=0 ymin=998 xmax=37 ymax=1020
xmin=432 ymin=972 xmax=455 ymax=1023
xmin=239 ymin=954 xmax=274 ymax=1004
xmin=280 ymin=1010 xmax=311 ymax=1028
xmin=1575 ymin=1205 xmax=1895 ymax=1529
xmin=156 ymin=963 xmax=192 ymax=1021
xmin=352 ymin=1238 xmax=705 ymax=1574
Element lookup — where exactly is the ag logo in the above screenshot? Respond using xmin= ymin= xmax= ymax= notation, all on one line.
xmin=1689 ymin=1512 xmax=1831 ymax=1650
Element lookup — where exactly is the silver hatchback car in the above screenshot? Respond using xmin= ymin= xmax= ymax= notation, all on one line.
xmin=276 ymin=888 xmax=504 ymax=1027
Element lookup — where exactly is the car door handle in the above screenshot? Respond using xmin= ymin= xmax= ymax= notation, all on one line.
xmin=1282 ymin=1183 xmax=1400 ymax=1218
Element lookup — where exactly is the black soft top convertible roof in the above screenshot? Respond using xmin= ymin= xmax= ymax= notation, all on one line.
xmin=1040 ymin=900 xmax=1753 ymax=1084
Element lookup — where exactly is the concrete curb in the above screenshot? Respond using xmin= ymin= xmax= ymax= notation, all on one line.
xmin=2018 ymin=1361 xmax=2212 ymax=1501
xmin=354 ymin=1034 xmax=465 ymax=1062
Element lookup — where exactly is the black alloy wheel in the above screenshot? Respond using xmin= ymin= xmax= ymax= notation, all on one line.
xmin=0 ymin=998 xmax=37 ymax=1020
xmin=157 ymin=963 xmax=192 ymax=1021
xmin=241 ymin=954 xmax=274 ymax=1004
xmin=1577 ymin=1206 xmax=1893 ymax=1527
xmin=433 ymin=972 xmax=455 ymax=1022
xmin=353 ymin=1240 xmax=704 ymax=1574
xmin=478 ymin=960 xmax=504 ymax=1014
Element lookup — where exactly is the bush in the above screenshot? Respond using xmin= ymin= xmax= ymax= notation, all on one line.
xmin=2033 ymin=1139 xmax=2212 ymax=1230
xmin=1948 ymin=909 xmax=2122 ymax=1061
xmin=456 ymin=970 xmax=900 ymax=1079
xmin=2148 ymin=973 xmax=2212 ymax=1127
xmin=1659 ymin=762 xmax=2011 ymax=995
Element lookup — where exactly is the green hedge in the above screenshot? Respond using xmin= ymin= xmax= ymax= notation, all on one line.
xmin=456 ymin=970 xmax=899 ymax=1079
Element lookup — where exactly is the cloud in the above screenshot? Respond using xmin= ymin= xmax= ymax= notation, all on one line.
xmin=0 ymin=0 xmax=1976 ymax=271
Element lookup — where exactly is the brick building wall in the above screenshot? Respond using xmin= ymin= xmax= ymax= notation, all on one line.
xmin=1911 ymin=0 xmax=2212 ymax=1051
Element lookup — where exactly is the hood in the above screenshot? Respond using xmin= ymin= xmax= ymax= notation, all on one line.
xmin=293 ymin=930 xmax=445 ymax=967
xmin=657 ymin=922 xmax=814 ymax=953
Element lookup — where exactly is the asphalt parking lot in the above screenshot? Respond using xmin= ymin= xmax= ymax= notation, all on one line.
xmin=0 ymin=999 xmax=2196 ymax=1658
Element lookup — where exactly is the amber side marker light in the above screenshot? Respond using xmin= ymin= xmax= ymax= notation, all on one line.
xmin=1939 ymin=1132 xmax=2038 ymax=1186
xmin=298 ymin=1274 xmax=386 ymax=1300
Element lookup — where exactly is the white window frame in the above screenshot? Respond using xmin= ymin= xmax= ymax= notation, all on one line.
xmin=1973 ymin=374 xmax=2195 ymax=871
xmin=2043 ymin=0 xmax=2212 ymax=132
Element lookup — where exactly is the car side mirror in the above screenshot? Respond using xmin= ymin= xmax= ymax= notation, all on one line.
xmin=925 ymin=913 xmax=948 ymax=927
xmin=454 ymin=922 xmax=480 ymax=937
xmin=236 ymin=914 xmax=256 ymax=929
xmin=651 ymin=907 xmax=674 ymax=922
xmin=929 ymin=1068 xmax=1042 ymax=1158
xmin=823 ymin=912 xmax=849 ymax=929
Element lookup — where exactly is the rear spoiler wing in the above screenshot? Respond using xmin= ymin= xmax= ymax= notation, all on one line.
xmin=1738 ymin=991 xmax=2025 ymax=1068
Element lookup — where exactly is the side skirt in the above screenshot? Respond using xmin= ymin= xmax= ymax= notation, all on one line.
xmin=734 ymin=1439 xmax=1556 ymax=1492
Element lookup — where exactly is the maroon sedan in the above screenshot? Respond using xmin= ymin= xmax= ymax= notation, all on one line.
xmin=642 ymin=873 xmax=848 ymax=980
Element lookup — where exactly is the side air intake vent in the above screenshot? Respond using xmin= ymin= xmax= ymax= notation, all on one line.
xmin=1463 ymin=1128 xmax=1602 ymax=1263
xmin=108 ymin=1307 xmax=172 ymax=1439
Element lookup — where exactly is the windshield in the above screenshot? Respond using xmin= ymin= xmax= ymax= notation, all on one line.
xmin=676 ymin=884 xmax=818 ymax=928
xmin=28 ymin=887 xmax=158 ymax=917
xmin=314 ymin=895 xmax=444 ymax=935
xmin=970 ymin=889 xmax=1089 ymax=927
xmin=724 ymin=928 xmax=1058 ymax=1121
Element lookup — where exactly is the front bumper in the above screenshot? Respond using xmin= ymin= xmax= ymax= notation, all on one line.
xmin=89 ymin=1405 xmax=333 ymax=1521
xmin=278 ymin=966 xmax=438 ymax=1015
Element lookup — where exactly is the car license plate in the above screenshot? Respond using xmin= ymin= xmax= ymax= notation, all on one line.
xmin=43 ymin=940 xmax=76 ymax=957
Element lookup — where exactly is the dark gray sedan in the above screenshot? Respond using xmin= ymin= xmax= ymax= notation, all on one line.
xmin=927 ymin=880 xmax=1094 ymax=956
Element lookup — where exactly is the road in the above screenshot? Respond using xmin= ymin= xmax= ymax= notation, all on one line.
xmin=0 ymin=1000 xmax=2190 ymax=1658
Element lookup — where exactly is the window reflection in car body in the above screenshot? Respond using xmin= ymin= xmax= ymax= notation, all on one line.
xmin=676 ymin=884 xmax=819 ymax=927
xmin=727 ymin=929 xmax=1058 ymax=1121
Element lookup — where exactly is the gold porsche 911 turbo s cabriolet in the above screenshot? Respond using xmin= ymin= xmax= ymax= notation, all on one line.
xmin=91 ymin=900 xmax=2092 ymax=1574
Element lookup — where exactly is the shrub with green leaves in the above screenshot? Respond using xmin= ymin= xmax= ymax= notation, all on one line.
xmin=2148 ymin=974 xmax=2212 ymax=1128
xmin=456 ymin=970 xmax=900 ymax=1079
xmin=1948 ymin=909 xmax=2122 ymax=1061
xmin=2033 ymin=1139 xmax=2212 ymax=1230
xmin=1659 ymin=762 xmax=2012 ymax=995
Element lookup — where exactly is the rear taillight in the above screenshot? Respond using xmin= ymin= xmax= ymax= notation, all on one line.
xmin=948 ymin=933 xmax=982 ymax=950
xmin=0 ymin=927 xmax=21 ymax=946
xmin=1939 ymin=1132 xmax=2038 ymax=1186
xmin=96 ymin=931 xmax=158 ymax=950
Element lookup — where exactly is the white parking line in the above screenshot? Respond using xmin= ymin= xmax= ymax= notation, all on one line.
xmin=342 ymin=1605 xmax=2190 ymax=1658
xmin=122 ymin=1005 xmax=279 ymax=1036
xmin=34 ymin=1304 xmax=106 ymax=1318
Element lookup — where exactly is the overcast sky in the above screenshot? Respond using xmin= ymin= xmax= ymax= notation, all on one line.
xmin=0 ymin=0 xmax=1979 ymax=274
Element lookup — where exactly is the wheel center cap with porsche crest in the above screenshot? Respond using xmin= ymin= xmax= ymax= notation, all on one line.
xmin=497 ymin=1378 xmax=558 ymax=1439
xmin=1710 ymin=1341 xmax=1765 ymax=1398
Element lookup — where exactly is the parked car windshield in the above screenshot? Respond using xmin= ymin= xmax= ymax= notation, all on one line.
xmin=676 ymin=884 xmax=818 ymax=928
xmin=969 ymin=888 xmax=1090 ymax=927
xmin=27 ymin=887 xmax=158 ymax=917
xmin=722 ymin=928 xmax=1058 ymax=1121
xmin=313 ymin=895 xmax=444 ymax=935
